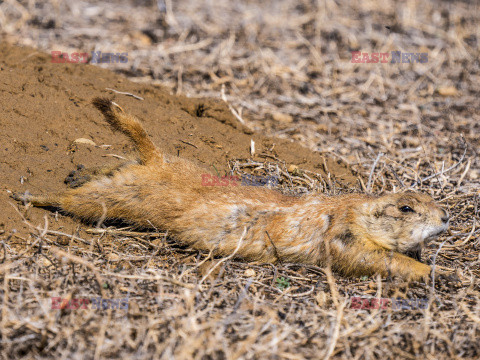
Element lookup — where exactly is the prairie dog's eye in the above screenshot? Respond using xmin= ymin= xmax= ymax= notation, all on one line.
xmin=399 ymin=205 xmax=415 ymax=213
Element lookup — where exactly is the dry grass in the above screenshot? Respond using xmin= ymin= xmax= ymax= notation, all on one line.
xmin=1 ymin=0 xmax=480 ymax=359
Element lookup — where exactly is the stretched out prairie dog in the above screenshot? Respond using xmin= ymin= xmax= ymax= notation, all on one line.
xmin=13 ymin=98 xmax=450 ymax=281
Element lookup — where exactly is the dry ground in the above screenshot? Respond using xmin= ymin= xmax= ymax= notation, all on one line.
xmin=0 ymin=0 xmax=479 ymax=359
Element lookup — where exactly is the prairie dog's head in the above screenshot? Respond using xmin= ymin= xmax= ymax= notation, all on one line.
xmin=356 ymin=191 xmax=449 ymax=259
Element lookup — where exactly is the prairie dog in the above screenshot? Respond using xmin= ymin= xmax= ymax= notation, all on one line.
xmin=13 ymin=98 xmax=450 ymax=281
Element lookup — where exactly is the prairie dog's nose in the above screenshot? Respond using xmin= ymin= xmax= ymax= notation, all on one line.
xmin=441 ymin=209 xmax=450 ymax=224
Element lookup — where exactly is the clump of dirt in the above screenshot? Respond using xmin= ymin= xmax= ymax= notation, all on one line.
xmin=0 ymin=42 xmax=356 ymax=236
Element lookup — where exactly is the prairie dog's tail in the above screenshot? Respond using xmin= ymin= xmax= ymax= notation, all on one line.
xmin=92 ymin=98 xmax=160 ymax=164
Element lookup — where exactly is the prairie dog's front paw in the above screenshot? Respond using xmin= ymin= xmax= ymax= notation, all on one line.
xmin=432 ymin=267 xmax=461 ymax=284
xmin=401 ymin=261 xmax=431 ymax=282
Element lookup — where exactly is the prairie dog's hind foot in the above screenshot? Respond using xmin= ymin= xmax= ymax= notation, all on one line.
xmin=11 ymin=191 xmax=61 ymax=208
xmin=64 ymin=162 xmax=136 ymax=188
xmin=64 ymin=164 xmax=91 ymax=188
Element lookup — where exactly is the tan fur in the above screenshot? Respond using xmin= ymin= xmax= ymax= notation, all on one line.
xmin=13 ymin=98 xmax=450 ymax=281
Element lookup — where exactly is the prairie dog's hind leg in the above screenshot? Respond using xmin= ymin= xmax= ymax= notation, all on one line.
xmin=11 ymin=192 xmax=62 ymax=208
xmin=12 ymin=187 xmax=116 ymax=224
xmin=91 ymin=97 xmax=162 ymax=165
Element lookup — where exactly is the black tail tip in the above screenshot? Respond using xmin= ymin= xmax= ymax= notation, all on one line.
xmin=92 ymin=97 xmax=114 ymax=113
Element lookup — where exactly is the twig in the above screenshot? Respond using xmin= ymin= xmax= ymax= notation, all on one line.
xmin=94 ymin=309 xmax=111 ymax=360
xmin=44 ymin=229 xmax=92 ymax=246
xmin=198 ymin=227 xmax=246 ymax=286
xmin=221 ymin=84 xmax=246 ymax=125
xmin=85 ymin=228 xmax=165 ymax=238
xmin=456 ymin=157 xmax=471 ymax=190
xmin=225 ymin=278 xmax=254 ymax=324
xmin=105 ymin=88 xmax=144 ymax=100
xmin=324 ymin=301 xmax=346 ymax=360
xmin=265 ymin=231 xmax=282 ymax=263
xmin=48 ymin=246 xmax=107 ymax=298
xmin=367 ymin=152 xmax=384 ymax=193
xmin=430 ymin=238 xmax=450 ymax=293
xmin=410 ymin=146 xmax=467 ymax=188
xmin=387 ymin=164 xmax=405 ymax=188
xmin=102 ymin=154 xmax=128 ymax=160
xmin=104 ymin=271 xmax=195 ymax=289
xmin=179 ymin=139 xmax=198 ymax=149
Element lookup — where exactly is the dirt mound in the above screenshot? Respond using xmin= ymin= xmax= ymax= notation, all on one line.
xmin=0 ymin=42 xmax=356 ymax=236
